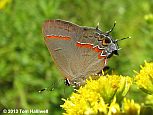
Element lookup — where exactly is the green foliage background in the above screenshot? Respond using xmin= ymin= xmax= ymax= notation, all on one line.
xmin=0 ymin=0 xmax=153 ymax=115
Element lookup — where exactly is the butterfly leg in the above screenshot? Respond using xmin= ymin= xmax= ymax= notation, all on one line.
xmin=104 ymin=58 xmax=108 ymax=66
xmin=98 ymin=51 xmax=108 ymax=66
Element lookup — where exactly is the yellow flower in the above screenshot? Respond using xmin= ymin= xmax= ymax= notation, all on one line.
xmin=135 ymin=61 xmax=153 ymax=94
xmin=0 ymin=0 xmax=11 ymax=10
xmin=108 ymin=97 xmax=120 ymax=115
xmin=61 ymin=87 xmax=107 ymax=115
xmin=61 ymin=75 xmax=132 ymax=115
xmin=145 ymin=95 xmax=153 ymax=105
xmin=123 ymin=98 xmax=140 ymax=115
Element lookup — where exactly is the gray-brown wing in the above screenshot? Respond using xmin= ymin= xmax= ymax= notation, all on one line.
xmin=42 ymin=19 xmax=105 ymax=86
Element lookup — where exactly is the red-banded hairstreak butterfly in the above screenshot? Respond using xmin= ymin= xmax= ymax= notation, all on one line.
xmin=42 ymin=19 xmax=129 ymax=88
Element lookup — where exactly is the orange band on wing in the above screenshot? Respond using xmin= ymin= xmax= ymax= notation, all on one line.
xmin=98 ymin=53 xmax=106 ymax=59
xmin=76 ymin=42 xmax=93 ymax=48
xmin=46 ymin=35 xmax=71 ymax=40
xmin=76 ymin=42 xmax=106 ymax=59
xmin=76 ymin=42 xmax=103 ymax=53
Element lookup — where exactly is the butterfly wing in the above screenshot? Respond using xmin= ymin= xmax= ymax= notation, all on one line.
xmin=42 ymin=19 xmax=105 ymax=86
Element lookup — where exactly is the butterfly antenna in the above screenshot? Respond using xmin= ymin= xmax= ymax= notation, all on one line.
xmin=96 ymin=22 xmax=99 ymax=30
xmin=116 ymin=36 xmax=131 ymax=42
xmin=106 ymin=21 xmax=116 ymax=34
xmin=116 ymin=36 xmax=131 ymax=51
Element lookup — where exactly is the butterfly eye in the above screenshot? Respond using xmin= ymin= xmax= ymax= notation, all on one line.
xmin=102 ymin=38 xmax=111 ymax=46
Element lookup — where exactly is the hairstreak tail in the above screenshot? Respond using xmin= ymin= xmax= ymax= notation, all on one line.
xmin=42 ymin=19 xmax=128 ymax=88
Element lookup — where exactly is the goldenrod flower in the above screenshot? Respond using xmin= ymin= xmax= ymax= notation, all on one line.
xmin=61 ymin=75 xmax=132 ymax=115
xmin=135 ymin=61 xmax=153 ymax=94
xmin=145 ymin=95 xmax=153 ymax=105
xmin=123 ymin=98 xmax=140 ymax=115
xmin=108 ymin=97 xmax=120 ymax=115
xmin=0 ymin=0 xmax=11 ymax=10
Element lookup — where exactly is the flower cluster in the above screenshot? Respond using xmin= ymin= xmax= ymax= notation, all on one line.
xmin=61 ymin=75 xmax=133 ymax=115
xmin=61 ymin=61 xmax=153 ymax=115
xmin=135 ymin=61 xmax=153 ymax=94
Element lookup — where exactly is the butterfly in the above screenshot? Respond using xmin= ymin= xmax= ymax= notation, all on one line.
xmin=42 ymin=19 xmax=128 ymax=88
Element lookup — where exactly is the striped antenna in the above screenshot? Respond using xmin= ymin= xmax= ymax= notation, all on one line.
xmin=106 ymin=21 xmax=116 ymax=34
xmin=116 ymin=36 xmax=131 ymax=42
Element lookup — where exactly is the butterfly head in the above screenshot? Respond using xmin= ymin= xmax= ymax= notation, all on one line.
xmin=95 ymin=22 xmax=130 ymax=58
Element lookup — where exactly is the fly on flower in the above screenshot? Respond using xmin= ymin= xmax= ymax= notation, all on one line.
xmin=42 ymin=19 xmax=129 ymax=88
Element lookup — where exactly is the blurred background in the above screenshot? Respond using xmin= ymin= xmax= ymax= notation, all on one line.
xmin=0 ymin=0 xmax=153 ymax=114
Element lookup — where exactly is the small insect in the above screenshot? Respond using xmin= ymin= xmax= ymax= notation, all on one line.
xmin=42 ymin=19 xmax=129 ymax=88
